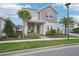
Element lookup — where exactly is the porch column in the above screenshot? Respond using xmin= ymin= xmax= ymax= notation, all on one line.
xmin=34 ymin=24 xmax=37 ymax=34
xmin=43 ymin=23 xmax=46 ymax=35
xmin=40 ymin=24 xmax=43 ymax=34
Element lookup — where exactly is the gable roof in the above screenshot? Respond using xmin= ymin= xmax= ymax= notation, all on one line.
xmin=39 ymin=4 xmax=57 ymax=14
xmin=0 ymin=17 xmax=6 ymax=21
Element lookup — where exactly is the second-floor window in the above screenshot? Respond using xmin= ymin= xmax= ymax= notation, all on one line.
xmin=45 ymin=12 xmax=53 ymax=19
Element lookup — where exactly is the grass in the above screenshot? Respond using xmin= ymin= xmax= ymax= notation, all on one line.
xmin=0 ymin=39 xmax=79 ymax=53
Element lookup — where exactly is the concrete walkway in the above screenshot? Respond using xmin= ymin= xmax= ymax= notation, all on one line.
xmin=0 ymin=38 xmax=78 ymax=44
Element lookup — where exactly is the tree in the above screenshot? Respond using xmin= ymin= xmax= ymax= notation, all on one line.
xmin=17 ymin=9 xmax=31 ymax=38
xmin=59 ymin=17 xmax=73 ymax=35
xmin=3 ymin=19 xmax=14 ymax=37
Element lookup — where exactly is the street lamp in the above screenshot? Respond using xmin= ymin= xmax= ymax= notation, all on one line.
xmin=65 ymin=3 xmax=71 ymax=40
xmin=65 ymin=3 xmax=71 ymax=18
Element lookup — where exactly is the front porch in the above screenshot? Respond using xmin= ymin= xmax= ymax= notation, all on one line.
xmin=26 ymin=21 xmax=45 ymax=35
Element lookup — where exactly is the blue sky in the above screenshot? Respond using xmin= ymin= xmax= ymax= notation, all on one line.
xmin=0 ymin=3 xmax=79 ymax=25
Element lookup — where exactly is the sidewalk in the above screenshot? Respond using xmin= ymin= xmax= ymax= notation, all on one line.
xmin=0 ymin=38 xmax=78 ymax=44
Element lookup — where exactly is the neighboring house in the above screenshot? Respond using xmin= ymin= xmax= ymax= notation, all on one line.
xmin=22 ymin=4 xmax=57 ymax=35
xmin=12 ymin=24 xmax=22 ymax=32
xmin=0 ymin=17 xmax=22 ymax=36
xmin=58 ymin=22 xmax=79 ymax=33
xmin=69 ymin=22 xmax=79 ymax=32
xmin=0 ymin=17 xmax=6 ymax=33
xmin=0 ymin=17 xmax=6 ymax=37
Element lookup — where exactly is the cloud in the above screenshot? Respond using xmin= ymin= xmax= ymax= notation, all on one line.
xmin=63 ymin=3 xmax=79 ymax=12
xmin=69 ymin=3 xmax=79 ymax=11
xmin=53 ymin=3 xmax=65 ymax=7
xmin=0 ymin=3 xmax=32 ymax=10
xmin=0 ymin=3 xmax=32 ymax=18
xmin=70 ymin=15 xmax=79 ymax=22
xmin=25 ymin=4 xmax=32 ymax=8
xmin=53 ymin=3 xmax=79 ymax=12
xmin=0 ymin=3 xmax=32 ymax=25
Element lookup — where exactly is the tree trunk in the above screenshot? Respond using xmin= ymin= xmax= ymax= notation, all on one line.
xmin=22 ymin=21 xmax=25 ymax=38
xmin=22 ymin=21 xmax=27 ymax=38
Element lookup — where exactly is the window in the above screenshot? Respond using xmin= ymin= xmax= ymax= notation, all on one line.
xmin=45 ymin=13 xmax=49 ymax=17
xmin=45 ymin=12 xmax=52 ymax=19
xmin=69 ymin=24 xmax=74 ymax=28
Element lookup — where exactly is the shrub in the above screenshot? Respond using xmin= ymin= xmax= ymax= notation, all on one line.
xmin=27 ymin=32 xmax=39 ymax=39
xmin=56 ymin=30 xmax=64 ymax=35
xmin=13 ymin=32 xmax=20 ymax=37
xmin=72 ymin=28 xmax=79 ymax=33
xmin=3 ymin=19 xmax=15 ymax=37
xmin=7 ymin=31 xmax=21 ymax=38
xmin=46 ymin=28 xmax=64 ymax=36
xmin=46 ymin=29 xmax=56 ymax=36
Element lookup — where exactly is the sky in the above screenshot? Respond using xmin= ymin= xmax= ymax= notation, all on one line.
xmin=0 ymin=3 xmax=79 ymax=25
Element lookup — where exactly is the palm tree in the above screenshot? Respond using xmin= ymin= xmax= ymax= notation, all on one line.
xmin=17 ymin=9 xmax=31 ymax=38
xmin=59 ymin=17 xmax=73 ymax=35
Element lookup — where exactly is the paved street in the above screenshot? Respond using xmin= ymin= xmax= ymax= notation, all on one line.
xmin=1 ymin=44 xmax=79 ymax=56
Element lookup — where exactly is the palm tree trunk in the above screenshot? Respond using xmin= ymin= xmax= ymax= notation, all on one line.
xmin=22 ymin=21 xmax=25 ymax=38
xmin=22 ymin=21 xmax=27 ymax=38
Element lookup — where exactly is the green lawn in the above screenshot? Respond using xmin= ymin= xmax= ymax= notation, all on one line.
xmin=0 ymin=39 xmax=79 ymax=53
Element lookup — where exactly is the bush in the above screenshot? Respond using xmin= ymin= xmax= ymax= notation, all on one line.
xmin=56 ymin=31 xmax=64 ymax=35
xmin=72 ymin=28 xmax=79 ymax=33
xmin=46 ymin=29 xmax=56 ymax=36
xmin=7 ymin=31 xmax=21 ymax=38
xmin=13 ymin=32 xmax=20 ymax=37
xmin=27 ymin=32 xmax=39 ymax=39
xmin=46 ymin=28 xmax=64 ymax=37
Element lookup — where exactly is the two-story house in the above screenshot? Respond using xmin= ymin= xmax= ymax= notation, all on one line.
xmin=22 ymin=5 xmax=57 ymax=35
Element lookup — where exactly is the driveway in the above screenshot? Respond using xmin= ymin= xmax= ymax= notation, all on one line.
xmin=1 ymin=44 xmax=79 ymax=56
